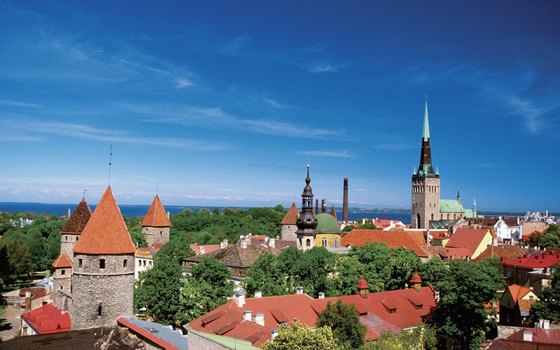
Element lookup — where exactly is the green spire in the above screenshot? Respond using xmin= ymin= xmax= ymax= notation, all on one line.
xmin=422 ymin=95 xmax=430 ymax=141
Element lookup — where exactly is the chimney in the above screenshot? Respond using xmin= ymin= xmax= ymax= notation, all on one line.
xmin=318 ymin=292 xmax=325 ymax=299
xmin=342 ymin=178 xmax=349 ymax=223
xmin=234 ymin=291 xmax=245 ymax=308
xmin=296 ymin=286 xmax=304 ymax=295
xmin=254 ymin=291 xmax=262 ymax=298
xmin=540 ymin=319 xmax=550 ymax=329
xmin=268 ymin=237 xmax=275 ymax=249
xmin=220 ymin=239 xmax=228 ymax=249
xmin=271 ymin=329 xmax=279 ymax=339
xmin=243 ymin=310 xmax=252 ymax=321
xmin=435 ymin=291 xmax=440 ymax=302
xmin=241 ymin=240 xmax=247 ymax=249
xmin=25 ymin=291 xmax=31 ymax=312
xmin=199 ymin=246 xmax=205 ymax=255
xmin=321 ymin=199 xmax=326 ymax=213
xmin=254 ymin=313 xmax=264 ymax=327
xmin=315 ymin=199 xmax=319 ymax=214
xmin=523 ymin=330 xmax=533 ymax=342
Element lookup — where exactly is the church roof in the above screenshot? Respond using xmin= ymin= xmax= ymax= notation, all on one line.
xmin=440 ymin=199 xmax=465 ymax=213
xmin=73 ymin=187 xmax=135 ymax=255
xmin=52 ymin=252 xmax=73 ymax=268
xmin=61 ymin=198 xmax=92 ymax=235
xmin=142 ymin=195 xmax=170 ymax=227
xmin=316 ymin=213 xmax=341 ymax=234
xmin=281 ymin=203 xmax=299 ymax=225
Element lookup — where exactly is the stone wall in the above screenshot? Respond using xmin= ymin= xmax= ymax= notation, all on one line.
xmin=71 ymin=254 xmax=134 ymax=330
xmin=281 ymin=224 xmax=297 ymax=241
xmin=60 ymin=234 xmax=78 ymax=259
xmin=142 ymin=226 xmax=170 ymax=247
xmin=412 ymin=176 xmax=440 ymax=229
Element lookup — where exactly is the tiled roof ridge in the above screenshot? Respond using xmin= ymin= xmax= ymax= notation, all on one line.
xmin=281 ymin=203 xmax=299 ymax=225
xmin=73 ymin=187 xmax=135 ymax=255
xmin=61 ymin=197 xmax=92 ymax=235
xmin=142 ymin=194 xmax=170 ymax=228
xmin=52 ymin=252 xmax=73 ymax=268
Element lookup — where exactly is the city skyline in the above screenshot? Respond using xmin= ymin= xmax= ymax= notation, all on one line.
xmin=1 ymin=1 xmax=559 ymax=212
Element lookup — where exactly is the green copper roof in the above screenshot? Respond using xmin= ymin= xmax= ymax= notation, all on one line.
xmin=440 ymin=199 xmax=465 ymax=213
xmin=430 ymin=220 xmax=453 ymax=229
xmin=423 ymin=97 xmax=430 ymax=141
xmin=316 ymin=213 xmax=341 ymax=233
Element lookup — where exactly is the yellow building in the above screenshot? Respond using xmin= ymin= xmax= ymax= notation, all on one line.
xmin=315 ymin=213 xmax=342 ymax=249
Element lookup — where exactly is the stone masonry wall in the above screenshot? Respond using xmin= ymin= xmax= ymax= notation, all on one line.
xmin=60 ymin=233 xmax=79 ymax=258
xmin=71 ymin=254 xmax=134 ymax=330
xmin=142 ymin=226 xmax=170 ymax=247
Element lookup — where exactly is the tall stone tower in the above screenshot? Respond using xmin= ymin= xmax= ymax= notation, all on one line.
xmin=296 ymin=163 xmax=318 ymax=250
xmin=53 ymin=197 xmax=92 ymax=311
xmin=281 ymin=203 xmax=299 ymax=241
xmin=411 ymin=97 xmax=440 ymax=229
xmin=342 ymin=177 xmax=349 ymax=223
xmin=141 ymin=194 xmax=170 ymax=247
xmin=71 ymin=187 xmax=135 ymax=330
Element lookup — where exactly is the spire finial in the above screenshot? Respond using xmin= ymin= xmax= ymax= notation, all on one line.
xmin=423 ymin=96 xmax=430 ymax=141
xmin=108 ymin=145 xmax=113 ymax=187
xmin=82 ymin=189 xmax=88 ymax=198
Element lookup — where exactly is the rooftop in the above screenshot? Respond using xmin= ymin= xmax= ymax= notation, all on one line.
xmin=342 ymin=229 xmax=428 ymax=258
xmin=141 ymin=194 xmax=170 ymax=228
xmin=61 ymin=197 xmax=91 ymax=235
xmin=21 ymin=303 xmax=71 ymax=335
xmin=281 ymin=203 xmax=299 ymax=225
xmin=52 ymin=252 xmax=73 ymax=268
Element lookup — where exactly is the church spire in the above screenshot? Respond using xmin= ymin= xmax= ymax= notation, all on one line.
xmin=296 ymin=162 xmax=318 ymax=250
xmin=415 ymin=96 xmax=437 ymax=177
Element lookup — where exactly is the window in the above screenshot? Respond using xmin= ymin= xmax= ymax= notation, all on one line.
xmin=61 ymin=269 xmax=65 ymax=276
xmin=97 ymin=303 xmax=102 ymax=317
xmin=76 ymin=237 xmax=79 ymax=241
xmin=123 ymin=259 xmax=128 ymax=269
xmin=100 ymin=259 xmax=105 ymax=269
xmin=334 ymin=238 xmax=339 ymax=248
xmin=306 ymin=239 xmax=311 ymax=247
xmin=61 ymin=285 xmax=63 ymax=290
xmin=79 ymin=259 xmax=83 ymax=268
xmin=321 ymin=237 xmax=327 ymax=247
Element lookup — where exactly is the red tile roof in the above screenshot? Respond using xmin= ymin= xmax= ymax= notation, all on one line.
xmin=61 ymin=198 xmax=92 ymax=235
xmin=189 ymin=285 xmax=436 ymax=344
xmin=281 ymin=203 xmax=299 ymax=225
xmin=73 ymin=187 xmax=135 ymax=255
xmin=52 ymin=252 xmax=73 ymax=268
xmin=445 ymin=228 xmax=492 ymax=259
xmin=19 ymin=287 xmax=48 ymax=301
xmin=357 ymin=277 xmax=369 ymax=289
xmin=21 ymin=303 xmax=71 ymax=334
xmin=473 ymin=244 xmax=526 ymax=262
xmin=508 ymin=328 xmax=560 ymax=344
xmin=341 ymin=230 xmax=428 ymax=258
xmin=502 ymin=250 xmax=560 ymax=269
xmin=506 ymin=284 xmax=532 ymax=303
xmin=142 ymin=195 xmax=170 ymax=228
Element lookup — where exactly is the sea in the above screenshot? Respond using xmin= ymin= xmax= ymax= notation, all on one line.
xmin=0 ymin=202 xmax=413 ymax=225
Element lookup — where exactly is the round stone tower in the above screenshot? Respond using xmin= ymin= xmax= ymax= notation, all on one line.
xmin=141 ymin=194 xmax=170 ymax=247
xmin=71 ymin=187 xmax=135 ymax=330
xmin=60 ymin=197 xmax=92 ymax=258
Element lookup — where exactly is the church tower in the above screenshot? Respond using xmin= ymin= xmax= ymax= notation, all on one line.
xmin=60 ymin=198 xmax=92 ymax=259
xmin=296 ymin=163 xmax=318 ymax=250
xmin=142 ymin=194 xmax=170 ymax=247
xmin=411 ymin=97 xmax=440 ymax=229
xmin=71 ymin=187 xmax=135 ymax=330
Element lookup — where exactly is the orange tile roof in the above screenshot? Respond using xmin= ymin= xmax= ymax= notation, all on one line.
xmin=61 ymin=198 xmax=92 ymax=235
xmin=507 ymin=284 xmax=532 ymax=303
xmin=52 ymin=252 xmax=72 ymax=268
xmin=189 ymin=285 xmax=436 ymax=343
xmin=21 ymin=303 xmax=71 ymax=334
xmin=142 ymin=195 xmax=170 ymax=227
xmin=73 ymin=187 xmax=135 ymax=255
xmin=446 ymin=228 xmax=491 ymax=258
xmin=281 ymin=203 xmax=299 ymax=225
xmin=473 ymin=244 xmax=525 ymax=262
xmin=341 ymin=229 xmax=428 ymax=258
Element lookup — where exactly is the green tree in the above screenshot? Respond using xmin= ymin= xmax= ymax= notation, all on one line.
xmin=529 ymin=224 xmax=560 ymax=248
xmin=530 ymin=264 xmax=560 ymax=324
xmin=125 ymin=216 xmax=147 ymax=248
xmin=262 ymin=320 xmax=340 ymax=350
xmin=0 ymin=238 xmax=32 ymax=283
xmin=244 ymin=253 xmax=288 ymax=296
xmin=134 ymin=258 xmax=184 ymax=325
xmin=294 ymin=247 xmax=336 ymax=297
xmin=317 ymin=300 xmax=366 ymax=349
xmin=332 ymin=255 xmax=367 ymax=295
xmin=417 ymin=258 xmax=448 ymax=286
xmin=428 ymin=260 xmax=505 ymax=350
xmin=362 ymin=325 xmax=437 ymax=350
xmin=155 ymin=232 xmax=195 ymax=264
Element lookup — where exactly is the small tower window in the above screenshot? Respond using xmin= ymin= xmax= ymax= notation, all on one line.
xmin=123 ymin=259 xmax=128 ymax=269
xmin=61 ymin=269 xmax=65 ymax=276
xmin=306 ymin=239 xmax=311 ymax=247
xmin=100 ymin=259 xmax=105 ymax=269
xmin=97 ymin=302 xmax=102 ymax=317
xmin=79 ymin=259 xmax=83 ymax=268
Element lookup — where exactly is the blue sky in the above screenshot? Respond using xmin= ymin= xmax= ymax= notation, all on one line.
xmin=0 ymin=1 xmax=559 ymax=212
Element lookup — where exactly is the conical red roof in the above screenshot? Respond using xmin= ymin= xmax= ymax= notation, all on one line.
xmin=73 ymin=187 xmax=135 ymax=255
xmin=61 ymin=198 xmax=92 ymax=235
xmin=410 ymin=273 xmax=422 ymax=284
xmin=357 ymin=277 xmax=369 ymax=290
xmin=141 ymin=195 xmax=170 ymax=227
xmin=52 ymin=252 xmax=73 ymax=268
xmin=281 ymin=203 xmax=299 ymax=225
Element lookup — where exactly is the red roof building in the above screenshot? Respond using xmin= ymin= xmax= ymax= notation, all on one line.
xmin=487 ymin=328 xmax=560 ymax=349
xmin=500 ymin=284 xmax=539 ymax=327
xmin=281 ymin=203 xmax=299 ymax=225
xmin=141 ymin=194 xmax=170 ymax=228
xmin=52 ymin=252 xmax=73 ymax=268
xmin=61 ymin=198 xmax=92 ymax=235
xmin=502 ymin=250 xmax=560 ymax=288
xmin=73 ymin=187 xmax=135 ymax=255
xmin=21 ymin=303 xmax=71 ymax=336
xmin=341 ymin=229 xmax=428 ymax=258
xmin=188 ymin=283 xmax=436 ymax=346
xmin=443 ymin=228 xmax=493 ymax=260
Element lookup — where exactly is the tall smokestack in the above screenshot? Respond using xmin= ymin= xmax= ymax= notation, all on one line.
xmin=321 ymin=199 xmax=326 ymax=213
xmin=343 ymin=178 xmax=349 ymax=223
xmin=315 ymin=199 xmax=319 ymax=214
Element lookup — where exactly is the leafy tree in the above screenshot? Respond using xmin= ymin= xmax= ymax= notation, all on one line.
xmin=244 ymin=253 xmax=287 ymax=296
xmin=262 ymin=320 xmax=340 ymax=350
xmin=530 ymin=264 xmax=560 ymax=324
xmin=362 ymin=325 xmax=437 ymax=350
xmin=134 ymin=258 xmax=184 ymax=325
xmin=428 ymin=260 xmax=505 ymax=350
xmin=0 ymin=238 xmax=32 ymax=282
xmin=342 ymin=224 xmax=356 ymax=233
xmin=417 ymin=258 xmax=448 ymax=286
xmin=155 ymin=232 xmax=195 ymax=264
xmin=529 ymin=224 xmax=560 ymax=248
xmin=332 ymin=255 xmax=366 ymax=295
xmin=317 ymin=300 xmax=366 ymax=349
xmin=125 ymin=216 xmax=147 ymax=248
xmin=293 ymin=247 xmax=336 ymax=297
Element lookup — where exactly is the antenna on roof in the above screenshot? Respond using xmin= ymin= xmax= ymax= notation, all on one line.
xmin=108 ymin=145 xmax=113 ymax=187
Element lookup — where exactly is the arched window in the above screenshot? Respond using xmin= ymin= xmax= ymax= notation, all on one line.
xmin=321 ymin=237 xmax=327 ymax=247
xmin=334 ymin=238 xmax=339 ymax=248
xmin=306 ymin=239 xmax=311 ymax=247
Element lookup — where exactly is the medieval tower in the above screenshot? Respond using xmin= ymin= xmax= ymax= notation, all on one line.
xmin=71 ymin=187 xmax=135 ymax=330
xmin=411 ymin=97 xmax=440 ymax=229
xmin=296 ymin=163 xmax=318 ymax=250
xmin=53 ymin=197 xmax=92 ymax=311
xmin=141 ymin=194 xmax=170 ymax=247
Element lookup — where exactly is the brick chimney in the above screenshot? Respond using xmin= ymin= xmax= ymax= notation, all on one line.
xmin=342 ymin=178 xmax=348 ymax=223
xmin=296 ymin=286 xmax=304 ymax=295
xmin=254 ymin=313 xmax=264 ymax=327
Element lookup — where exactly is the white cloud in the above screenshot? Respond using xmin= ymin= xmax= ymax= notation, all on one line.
xmin=0 ymin=99 xmax=43 ymax=108
xmin=174 ymin=77 xmax=195 ymax=89
xmin=295 ymin=150 xmax=353 ymax=158
xmin=308 ymin=62 xmax=339 ymax=73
